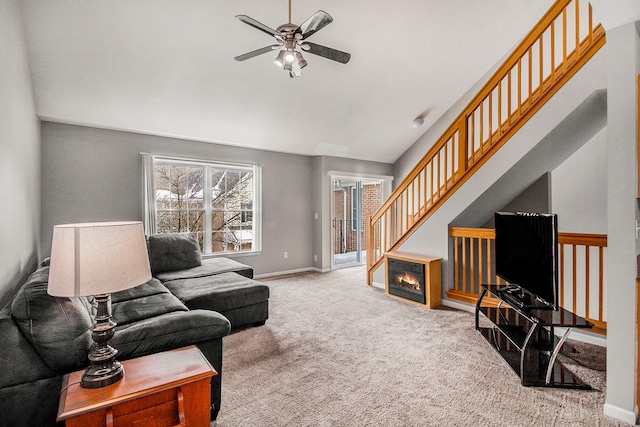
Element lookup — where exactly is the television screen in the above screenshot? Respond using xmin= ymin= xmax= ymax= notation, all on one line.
xmin=494 ymin=212 xmax=558 ymax=310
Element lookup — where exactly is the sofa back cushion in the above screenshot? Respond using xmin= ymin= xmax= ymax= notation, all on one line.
xmin=11 ymin=265 xmax=94 ymax=373
xmin=148 ymin=233 xmax=202 ymax=274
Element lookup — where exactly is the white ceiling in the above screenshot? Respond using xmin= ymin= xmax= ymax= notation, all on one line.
xmin=20 ymin=0 xmax=559 ymax=163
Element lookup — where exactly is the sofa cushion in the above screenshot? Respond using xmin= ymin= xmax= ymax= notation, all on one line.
xmin=11 ymin=266 xmax=94 ymax=373
xmin=111 ymin=290 xmax=188 ymax=327
xmin=155 ymin=257 xmax=254 ymax=281
xmin=163 ymin=272 xmax=269 ymax=313
xmin=111 ymin=278 xmax=171 ymax=303
xmin=112 ymin=310 xmax=231 ymax=360
xmin=148 ymin=233 xmax=202 ymax=274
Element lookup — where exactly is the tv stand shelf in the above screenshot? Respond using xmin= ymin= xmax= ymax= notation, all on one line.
xmin=476 ymin=284 xmax=594 ymax=389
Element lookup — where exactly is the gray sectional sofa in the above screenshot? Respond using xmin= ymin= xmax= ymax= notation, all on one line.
xmin=0 ymin=232 xmax=269 ymax=427
xmin=149 ymin=234 xmax=270 ymax=329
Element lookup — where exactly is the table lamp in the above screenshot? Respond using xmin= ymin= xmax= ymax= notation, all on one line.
xmin=47 ymin=221 xmax=152 ymax=389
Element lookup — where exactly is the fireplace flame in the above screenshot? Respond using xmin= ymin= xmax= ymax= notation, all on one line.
xmin=395 ymin=272 xmax=421 ymax=291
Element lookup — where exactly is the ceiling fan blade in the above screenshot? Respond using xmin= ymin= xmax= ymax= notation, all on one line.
xmin=304 ymin=42 xmax=351 ymax=64
xmin=234 ymin=45 xmax=279 ymax=62
xmin=235 ymin=15 xmax=279 ymax=37
xmin=294 ymin=10 xmax=333 ymax=39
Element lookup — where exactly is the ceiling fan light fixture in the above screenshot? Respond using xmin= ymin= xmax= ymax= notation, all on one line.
xmin=296 ymin=51 xmax=307 ymax=68
xmin=274 ymin=49 xmax=287 ymax=67
xmin=284 ymin=49 xmax=296 ymax=64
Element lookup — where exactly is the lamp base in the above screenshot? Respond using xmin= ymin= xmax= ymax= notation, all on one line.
xmin=81 ymin=293 xmax=124 ymax=389
xmin=81 ymin=359 xmax=124 ymax=389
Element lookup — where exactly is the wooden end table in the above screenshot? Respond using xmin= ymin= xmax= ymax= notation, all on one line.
xmin=57 ymin=345 xmax=217 ymax=426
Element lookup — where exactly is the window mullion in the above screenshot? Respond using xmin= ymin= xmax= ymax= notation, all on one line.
xmin=203 ymin=165 xmax=212 ymax=254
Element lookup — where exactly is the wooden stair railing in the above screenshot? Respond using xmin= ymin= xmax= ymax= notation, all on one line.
xmin=366 ymin=0 xmax=605 ymax=284
xmin=449 ymin=227 xmax=608 ymax=334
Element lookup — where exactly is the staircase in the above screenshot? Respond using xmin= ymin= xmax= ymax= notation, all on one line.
xmin=366 ymin=0 xmax=605 ymax=285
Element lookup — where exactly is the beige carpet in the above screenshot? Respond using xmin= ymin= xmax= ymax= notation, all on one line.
xmin=213 ymin=266 xmax=626 ymax=427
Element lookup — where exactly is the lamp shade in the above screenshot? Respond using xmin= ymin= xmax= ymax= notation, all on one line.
xmin=48 ymin=221 xmax=151 ymax=297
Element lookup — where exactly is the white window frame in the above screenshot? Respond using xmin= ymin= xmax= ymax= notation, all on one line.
xmin=145 ymin=155 xmax=262 ymax=256
xmin=351 ymin=186 xmax=361 ymax=232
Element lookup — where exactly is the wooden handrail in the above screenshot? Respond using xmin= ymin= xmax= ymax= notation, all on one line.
xmin=367 ymin=0 xmax=605 ymax=284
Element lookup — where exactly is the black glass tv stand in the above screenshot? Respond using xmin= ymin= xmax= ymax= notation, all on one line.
xmin=476 ymin=284 xmax=594 ymax=389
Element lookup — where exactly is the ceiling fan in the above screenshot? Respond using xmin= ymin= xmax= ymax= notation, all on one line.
xmin=234 ymin=0 xmax=351 ymax=78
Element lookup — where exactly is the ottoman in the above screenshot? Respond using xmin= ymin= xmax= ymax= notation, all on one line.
xmin=163 ymin=272 xmax=270 ymax=329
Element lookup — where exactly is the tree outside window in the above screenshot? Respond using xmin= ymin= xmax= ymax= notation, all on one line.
xmin=154 ymin=161 xmax=258 ymax=254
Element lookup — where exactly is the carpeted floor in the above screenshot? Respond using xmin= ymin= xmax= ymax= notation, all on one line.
xmin=212 ymin=266 xmax=627 ymax=427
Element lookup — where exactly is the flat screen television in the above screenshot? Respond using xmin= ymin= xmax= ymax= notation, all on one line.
xmin=494 ymin=212 xmax=559 ymax=310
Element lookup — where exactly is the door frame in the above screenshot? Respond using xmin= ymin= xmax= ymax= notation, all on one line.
xmin=328 ymin=171 xmax=392 ymax=270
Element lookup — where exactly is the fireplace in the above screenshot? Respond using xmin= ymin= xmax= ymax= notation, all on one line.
xmin=387 ymin=257 xmax=426 ymax=304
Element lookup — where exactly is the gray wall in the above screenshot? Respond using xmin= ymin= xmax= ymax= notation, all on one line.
xmin=41 ymin=123 xmax=313 ymax=276
xmin=41 ymin=123 xmax=394 ymax=277
xmin=551 ymin=127 xmax=608 ymax=233
xmin=0 ymin=0 xmax=41 ymax=311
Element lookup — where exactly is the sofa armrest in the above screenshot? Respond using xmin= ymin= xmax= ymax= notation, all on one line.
xmin=0 ymin=316 xmax=56 ymax=388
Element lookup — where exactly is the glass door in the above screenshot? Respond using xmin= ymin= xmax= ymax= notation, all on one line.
xmin=331 ymin=177 xmax=382 ymax=269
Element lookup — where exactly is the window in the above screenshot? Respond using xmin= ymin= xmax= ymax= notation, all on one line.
xmin=149 ymin=157 xmax=261 ymax=255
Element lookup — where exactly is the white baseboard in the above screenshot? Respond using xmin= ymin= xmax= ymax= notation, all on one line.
xmin=372 ymin=281 xmax=385 ymax=290
xmin=441 ymin=299 xmax=475 ymax=313
xmin=254 ymin=267 xmax=317 ymax=279
xmin=603 ymin=402 xmax=638 ymax=425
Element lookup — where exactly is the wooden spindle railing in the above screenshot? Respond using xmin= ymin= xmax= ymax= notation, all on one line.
xmin=366 ymin=0 xmax=605 ymax=284
xmin=449 ymin=227 xmax=607 ymax=334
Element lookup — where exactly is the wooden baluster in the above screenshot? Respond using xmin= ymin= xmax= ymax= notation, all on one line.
xmin=539 ymin=33 xmax=544 ymax=96
xmin=479 ymin=99 xmax=485 ymax=153
xmin=470 ymin=111 xmax=475 ymax=159
xmin=498 ymin=79 xmax=503 ymax=133
xmin=551 ymin=20 xmax=556 ymax=81
xmin=454 ymin=235 xmax=459 ymax=292
xmin=560 ymin=243 xmax=565 ymax=308
xmin=598 ymin=246 xmax=604 ymax=323
xmin=562 ymin=6 xmax=568 ymax=72
xmin=458 ymin=116 xmax=467 ymax=176
xmin=470 ymin=237 xmax=476 ymax=295
xmin=572 ymin=244 xmax=577 ymax=313
xmin=444 ymin=140 xmax=449 ymax=188
xmin=517 ymin=58 xmax=522 ymax=119
xmin=507 ymin=69 xmax=512 ymax=126
xmin=478 ymin=237 xmax=484 ymax=292
xmin=585 ymin=244 xmax=591 ymax=321
xmin=528 ymin=46 xmax=533 ymax=106
xmin=462 ymin=236 xmax=467 ymax=293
